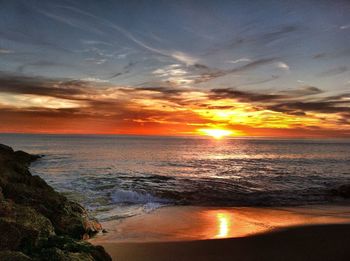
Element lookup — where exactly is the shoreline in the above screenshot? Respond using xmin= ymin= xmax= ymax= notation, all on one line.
xmin=90 ymin=205 xmax=350 ymax=260
xmin=91 ymin=205 xmax=350 ymax=243
xmin=99 ymin=223 xmax=350 ymax=261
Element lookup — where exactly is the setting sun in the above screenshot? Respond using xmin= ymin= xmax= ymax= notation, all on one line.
xmin=198 ymin=128 xmax=233 ymax=139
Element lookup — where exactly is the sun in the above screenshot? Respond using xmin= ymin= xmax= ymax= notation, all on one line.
xmin=198 ymin=128 xmax=233 ymax=139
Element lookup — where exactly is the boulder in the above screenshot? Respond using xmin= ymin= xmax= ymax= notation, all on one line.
xmin=0 ymin=251 xmax=32 ymax=261
xmin=0 ymin=144 xmax=111 ymax=260
xmin=0 ymin=200 xmax=55 ymax=251
xmin=332 ymin=184 xmax=350 ymax=198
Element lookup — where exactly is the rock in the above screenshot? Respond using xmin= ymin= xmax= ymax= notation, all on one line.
xmin=0 ymin=145 xmax=101 ymax=240
xmin=39 ymin=235 xmax=111 ymax=261
xmin=0 ymin=251 xmax=32 ymax=261
xmin=40 ymin=247 xmax=94 ymax=261
xmin=0 ymin=144 xmax=14 ymax=153
xmin=14 ymin=150 xmax=42 ymax=165
xmin=0 ymin=201 xmax=55 ymax=251
xmin=0 ymin=220 xmax=22 ymax=250
xmin=0 ymin=186 xmax=4 ymax=201
xmin=332 ymin=184 xmax=350 ymax=198
xmin=0 ymin=144 xmax=111 ymax=260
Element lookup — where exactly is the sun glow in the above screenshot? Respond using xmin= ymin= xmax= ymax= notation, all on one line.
xmin=198 ymin=128 xmax=233 ymax=139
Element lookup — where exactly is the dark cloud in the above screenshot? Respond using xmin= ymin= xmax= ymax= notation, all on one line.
xmin=268 ymin=101 xmax=350 ymax=114
xmin=203 ymin=25 xmax=299 ymax=56
xmin=312 ymin=48 xmax=350 ymax=60
xmin=236 ymin=75 xmax=279 ymax=87
xmin=209 ymin=88 xmax=284 ymax=102
xmin=318 ymin=66 xmax=348 ymax=77
xmin=208 ymin=86 xmax=349 ymax=115
xmin=278 ymin=86 xmax=323 ymax=97
xmin=242 ymin=25 xmax=298 ymax=47
xmin=109 ymin=61 xmax=137 ymax=79
xmin=193 ymin=58 xmax=277 ymax=83
xmin=0 ymin=73 xmax=89 ymax=100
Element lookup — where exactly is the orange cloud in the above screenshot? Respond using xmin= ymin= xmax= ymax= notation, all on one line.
xmin=0 ymin=73 xmax=349 ymax=138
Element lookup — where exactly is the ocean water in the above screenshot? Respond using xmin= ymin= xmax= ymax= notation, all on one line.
xmin=1 ymin=134 xmax=349 ymax=221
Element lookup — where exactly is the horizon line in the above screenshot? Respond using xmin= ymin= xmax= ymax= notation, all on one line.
xmin=1 ymin=131 xmax=350 ymax=140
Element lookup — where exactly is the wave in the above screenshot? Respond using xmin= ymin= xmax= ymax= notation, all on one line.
xmin=111 ymin=189 xmax=170 ymax=204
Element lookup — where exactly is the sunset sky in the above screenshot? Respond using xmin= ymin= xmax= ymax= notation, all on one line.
xmin=0 ymin=0 xmax=349 ymax=137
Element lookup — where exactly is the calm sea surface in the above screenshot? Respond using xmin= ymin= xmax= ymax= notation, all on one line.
xmin=1 ymin=134 xmax=349 ymax=221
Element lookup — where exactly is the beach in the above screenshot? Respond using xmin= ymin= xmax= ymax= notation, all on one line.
xmin=98 ymin=224 xmax=350 ymax=261
xmin=2 ymin=135 xmax=350 ymax=260
xmin=91 ymin=205 xmax=350 ymax=260
xmin=2 ymin=0 xmax=350 ymax=259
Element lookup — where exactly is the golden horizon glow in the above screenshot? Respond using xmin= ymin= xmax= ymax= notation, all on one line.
xmin=0 ymin=80 xmax=349 ymax=138
xmin=198 ymin=128 xmax=234 ymax=139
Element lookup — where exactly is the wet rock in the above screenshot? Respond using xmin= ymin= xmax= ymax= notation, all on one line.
xmin=40 ymin=247 xmax=94 ymax=261
xmin=0 ymin=144 xmax=14 ymax=153
xmin=0 ymin=220 xmax=22 ymax=250
xmin=14 ymin=150 xmax=42 ymax=165
xmin=332 ymin=184 xmax=350 ymax=198
xmin=0 ymin=201 xmax=55 ymax=251
xmin=0 ymin=186 xmax=4 ymax=200
xmin=0 ymin=251 xmax=32 ymax=261
xmin=39 ymin=235 xmax=111 ymax=261
xmin=0 ymin=144 xmax=111 ymax=260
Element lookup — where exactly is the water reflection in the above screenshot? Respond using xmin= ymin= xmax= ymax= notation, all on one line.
xmin=215 ymin=212 xmax=233 ymax=238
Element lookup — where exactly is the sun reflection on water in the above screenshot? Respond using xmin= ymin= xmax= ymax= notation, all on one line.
xmin=215 ymin=211 xmax=233 ymax=238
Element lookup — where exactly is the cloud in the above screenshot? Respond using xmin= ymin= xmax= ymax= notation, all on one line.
xmin=267 ymin=101 xmax=350 ymax=114
xmin=207 ymin=86 xmax=349 ymax=116
xmin=44 ymin=4 xmax=198 ymax=66
xmin=85 ymin=58 xmax=107 ymax=65
xmin=318 ymin=66 xmax=348 ymax=77
xmin=203 ymin=25 xmax=299 ymax=56
xmin=151 ymin=64 xmax=195 ymax=87
xmin=0 ymin=93 xmax=83 ymax=109
xmin=193 ymin=58 xmax=277 ymax=83
xmin=81 ymin=40 xmax=113 ymax=47
xmin=209 ymin=88 xmax=284 ymax=102
xmin=35 ymin=7 xmax=106 ymax=36
xmin=278 ymin=86 xmax=323 ymax=97
xmin=340 ymin=24 xmax=350 ymax=30
xmin=0 ymin=29 xmax=71 ymax=54
xmin=17 ymin=60 xmax=72 ymax=73
xmin=0 ymin=48 xmax=13 ymax=54
xmin=276 ymin=62 xmax=290 ymax=71
xmin=0 ymin=73 xmax=349 ymax=136
xmin=171 ymin=52 xmax=198 ymax=66
xmin=81 ymin=77 xmax=109 ymax=83
xmin=0 ymin=73 xmax=91 ymax=101
xmin=227 ymin=58 xmax=252 ymax=64
xmin=109 ymin=61 xmax=137 ymax=79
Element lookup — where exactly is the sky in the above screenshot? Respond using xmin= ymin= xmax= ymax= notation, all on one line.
xmin=0 ymin=0 xmax=349 ymax=137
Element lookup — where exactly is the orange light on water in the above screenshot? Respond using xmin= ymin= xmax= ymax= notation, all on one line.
xmin=215 ymin=212 xmax=233 ymax=238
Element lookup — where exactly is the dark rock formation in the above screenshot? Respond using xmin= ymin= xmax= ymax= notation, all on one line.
xmin=0 ymin=144 xmax=111 ymax=260
xmin=331 ymin=184 xmax=350 ymax=198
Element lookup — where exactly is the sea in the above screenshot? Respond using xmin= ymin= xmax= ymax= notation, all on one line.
xmin=1 ymin=133 xmax=349 ymax=221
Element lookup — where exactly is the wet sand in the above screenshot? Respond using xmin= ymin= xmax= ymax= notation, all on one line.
xmin=91 ymin=205 xmax=350 ymax=260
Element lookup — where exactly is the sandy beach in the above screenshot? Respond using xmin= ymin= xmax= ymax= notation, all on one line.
xmin=91 ymin=205 xmax=350 ymax=260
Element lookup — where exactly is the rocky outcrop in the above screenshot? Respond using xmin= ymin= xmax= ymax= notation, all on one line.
xmin=331 ymin=184 xmax=350 ymax=198
xmin=0 ymin=144 xmax=111 ymax=260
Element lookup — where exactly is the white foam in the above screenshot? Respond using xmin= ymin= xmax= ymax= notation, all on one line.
xmin=111 ymin=189 xmax=169 ymax=204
